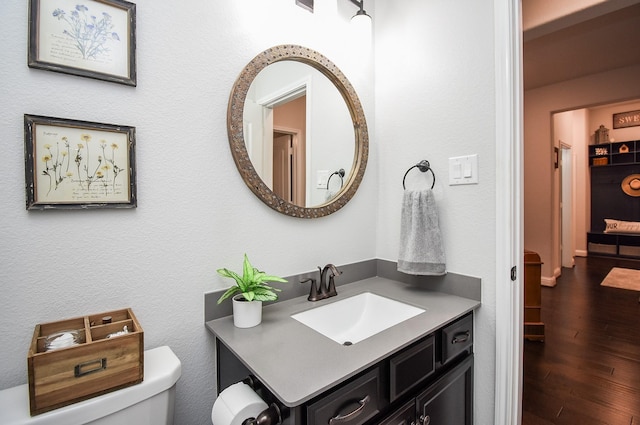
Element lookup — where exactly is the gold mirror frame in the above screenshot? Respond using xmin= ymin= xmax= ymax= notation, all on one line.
xmin=227 ymin=45 xmax=369 ymax=218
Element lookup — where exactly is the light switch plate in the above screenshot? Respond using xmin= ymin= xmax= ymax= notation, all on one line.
xmin=449 ymin=154 xmax=478 ymax=185
xmin=316 ymin=170 xmax=329 ymax=189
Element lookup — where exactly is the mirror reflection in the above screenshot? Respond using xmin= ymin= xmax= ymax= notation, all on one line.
xmin=227 ymin=45 xmax=368 ymax=219
xmin=243 ymin=61 xmax=355 ymax=207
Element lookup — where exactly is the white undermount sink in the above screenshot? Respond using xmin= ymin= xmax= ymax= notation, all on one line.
xmin=291 ymin=292 xmax=425 ymax=345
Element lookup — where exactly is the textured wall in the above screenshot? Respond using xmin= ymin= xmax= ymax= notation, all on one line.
xmin=1 ymin=1 xmax=509 ymax=424
xmin=0 ymin=2 xmax=376 ymax=424
xmin=373 ymin=1 xmax=497 ymax=424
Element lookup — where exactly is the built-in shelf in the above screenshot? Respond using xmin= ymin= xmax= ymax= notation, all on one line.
xmin=587 ymin=232 xmax=640 ymax=259
xmin=588 ymin=140 xmax=640 ymax=259
xmin=589 ymin=140 xmax=640 ymax=167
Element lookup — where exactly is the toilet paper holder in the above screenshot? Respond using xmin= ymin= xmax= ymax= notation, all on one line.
xmin=241 ymin=377 xmax=282 ymax=425
xmin=241 ymin=403 xmax=281 ymax=425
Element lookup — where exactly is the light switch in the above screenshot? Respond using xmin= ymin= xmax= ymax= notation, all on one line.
xmin=453 ymin=163 xmax=462 ymax=179
xmin=463 ymin=163 xmax=472 ymax=178
xmin=316 ymin=170 xmax=329 ymax=189
xmin=449 ymin=154 xmax=478 ymax=185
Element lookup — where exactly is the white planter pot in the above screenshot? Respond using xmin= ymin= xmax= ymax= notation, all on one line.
xmin=232 ymin=295 xmax=263 ymax=328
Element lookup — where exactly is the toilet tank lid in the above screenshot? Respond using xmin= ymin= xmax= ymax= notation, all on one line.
xmin=0 ymin=346 xmax=182 ymax=425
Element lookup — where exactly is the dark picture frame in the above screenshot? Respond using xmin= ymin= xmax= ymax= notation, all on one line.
xmin=24 ymin=114 xmax=137 ymax=210
xmin=28 ymin=0 xmax=137 ymax=86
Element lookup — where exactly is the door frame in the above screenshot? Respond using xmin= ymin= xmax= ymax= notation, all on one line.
xmin=560 ymin=143 xmax=575 ymax=268
xmin=494 ymin=1 xmax=524 ymax=424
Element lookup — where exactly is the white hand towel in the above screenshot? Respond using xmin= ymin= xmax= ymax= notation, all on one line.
xmin=397 ymin=189 xmax=446 ymax=275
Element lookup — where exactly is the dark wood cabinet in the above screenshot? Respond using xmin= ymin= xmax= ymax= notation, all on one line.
xmin=415 ymin=355 xmax=473 ymax=425
xmin=215 ymin=312 xmax=474 ymax=425
xmin=523 ymin=250 xmax=544 ymax=341
xmin=389 ymin=335 xmax=435 ymax=402
xmin=440 ymin=313 xmax=473 ymax=364
xmin=306 ymin=367 xmax=385 ymax=425
xmin=379 ymin=399 xmax=416 ymax=425
xmin=380 ymin=357 xmax=473 ymax=425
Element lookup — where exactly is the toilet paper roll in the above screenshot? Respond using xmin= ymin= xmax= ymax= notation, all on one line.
xmin=211 ymin=382 xmax=268 ymax=425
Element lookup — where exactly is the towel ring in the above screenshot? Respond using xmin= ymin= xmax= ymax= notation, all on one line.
xmin=402 ymin=160 xmax=435 ymax=189
xmin=327 ymin=169 xmax=345 ymax=190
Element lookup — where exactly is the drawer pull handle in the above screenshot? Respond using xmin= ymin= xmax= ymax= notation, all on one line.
xmin=452 ymin=331 xmax=470 ymax=344
xmin=328 ymin=395 xmax=370 ymax=424
xmin=74 ymin=358 xmax=107 ymax=377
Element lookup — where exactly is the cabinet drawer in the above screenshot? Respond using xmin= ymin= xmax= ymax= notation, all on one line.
xmin=441 ymin=314 xmax=473 ymax=364
xmin=379 ymin=399 xmax=416 ymax=425
xmin=390 ymin=335 xmax=435 ymax=402
xmin=307 ymin=368 xmax=384 ymax=425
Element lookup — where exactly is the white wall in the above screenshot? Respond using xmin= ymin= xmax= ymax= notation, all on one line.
xmin=2 ymin=1 xmax=504 ymax=424
xmin=525 ymin=64 xmax=640 ymax=282
xmin=0 ymin=2 xmax=377 ymax=424
xmin=374 ymin=1 xmax=497 ymax=424
xmin=552 ymin=109 xmax=589 ymax=265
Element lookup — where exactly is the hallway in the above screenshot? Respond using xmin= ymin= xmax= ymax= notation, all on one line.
xmin=522 ymin=256 xmax=640 ymax=424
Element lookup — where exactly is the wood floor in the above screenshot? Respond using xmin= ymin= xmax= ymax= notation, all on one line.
xmin=522 ymin=256 xmax=640 ymax=425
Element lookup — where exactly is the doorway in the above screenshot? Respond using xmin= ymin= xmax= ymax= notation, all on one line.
xmin=521 ymin=2 xmax=640 ymax=423
xmin=272 ymin=129 xmax=305 ymax=205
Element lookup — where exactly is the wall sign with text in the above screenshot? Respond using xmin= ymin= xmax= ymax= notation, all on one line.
xmin=613 ymin=110 xmax=640 ymax=129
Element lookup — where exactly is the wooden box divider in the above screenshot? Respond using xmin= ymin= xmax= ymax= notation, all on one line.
xmin=27 ymin=308 xmax=143 ymax=416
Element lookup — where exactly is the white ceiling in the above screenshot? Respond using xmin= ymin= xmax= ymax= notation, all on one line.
xmin=523 ymin=3 xmax=640 ymax=90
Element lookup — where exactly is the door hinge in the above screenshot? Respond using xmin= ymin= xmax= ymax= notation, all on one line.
xmin=510 ymin=266 xmax=517 ymax=281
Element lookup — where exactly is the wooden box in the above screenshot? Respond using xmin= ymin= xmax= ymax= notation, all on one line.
xmin=27 ymin=308 xmax=143 ymax=416
xmin=523 ymin=250 xmax=545 ymax=341
xmin=592 ymin=157 xmax=609 ymax=166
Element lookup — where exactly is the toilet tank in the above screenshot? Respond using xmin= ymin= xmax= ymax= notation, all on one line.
xmin=0 ymin=346 xmax=182 ymax=425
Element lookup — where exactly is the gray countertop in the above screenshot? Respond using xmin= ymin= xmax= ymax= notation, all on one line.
xmin=205 ymin=276 xmax=481 ymax=407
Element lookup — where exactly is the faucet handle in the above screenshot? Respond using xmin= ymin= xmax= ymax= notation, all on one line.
xmin=329 ymin=264 xmax=342 ymax=277
xmin=300 ymin=278 xmax=320 ymax=302
xmin=326 ymin=266 xmax=341 ymax=297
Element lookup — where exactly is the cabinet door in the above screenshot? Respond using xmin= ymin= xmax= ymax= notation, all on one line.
xmin=379 ymin=400 xmax=416 ymax=425
xmin=390 ymin=335 xmax=435 ymax=402
xmin=415 ymin=354 xmax=473 ymax=425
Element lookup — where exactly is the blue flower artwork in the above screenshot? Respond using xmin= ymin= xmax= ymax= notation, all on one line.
xmin=52 ymin=4 xmax=120 ymax=60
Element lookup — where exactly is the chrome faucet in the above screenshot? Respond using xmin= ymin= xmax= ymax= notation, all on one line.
xmin=301 ymin=264 xmax=342 ymax=301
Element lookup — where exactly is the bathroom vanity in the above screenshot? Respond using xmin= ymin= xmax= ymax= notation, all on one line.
xmin=206 ymin=277 xmax=479 ymax=425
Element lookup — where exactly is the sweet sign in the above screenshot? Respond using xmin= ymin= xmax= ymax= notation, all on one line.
xmin=613 ymin=110 xmax=640 ymax=129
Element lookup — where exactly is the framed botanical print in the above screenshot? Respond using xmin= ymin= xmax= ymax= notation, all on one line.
xmin=24 ymin=114 xmax=137 ymax=210
xmin=28 ymin=0 xmax=137 ymax=86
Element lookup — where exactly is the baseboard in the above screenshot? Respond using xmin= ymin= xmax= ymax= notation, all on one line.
xmin=575 ymin=250 xmax=588 ymax=257
xmin=541 ymin=275 xmax=556 ymax=287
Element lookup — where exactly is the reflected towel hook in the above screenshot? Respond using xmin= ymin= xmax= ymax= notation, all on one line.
xmin=402 ymin=160 xmax=435 ymax=189
xmin=327 ymin=168 xmax=346 ymax=190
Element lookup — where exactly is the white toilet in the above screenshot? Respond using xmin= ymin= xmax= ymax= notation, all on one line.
xmin=0 ymin=346 xmax=181 ymax=425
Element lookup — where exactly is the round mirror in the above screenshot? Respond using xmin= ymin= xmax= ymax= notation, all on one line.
xmin=227 ymin=45 xmax=368 ymax=218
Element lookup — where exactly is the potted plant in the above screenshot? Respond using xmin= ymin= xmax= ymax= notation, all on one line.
xmin=217 ymin=254 xmax=287 ymax=328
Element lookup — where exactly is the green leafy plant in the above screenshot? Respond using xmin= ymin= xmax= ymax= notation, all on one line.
xmin=217 ymin=254 xmax=288 ymax=304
